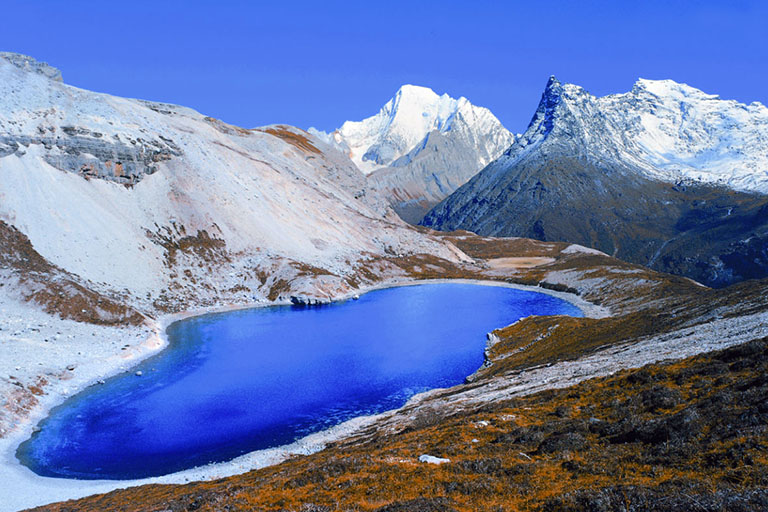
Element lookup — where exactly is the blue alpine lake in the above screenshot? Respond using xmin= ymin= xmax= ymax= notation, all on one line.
xmin=18 ymin=283 xmax=582 ymax=480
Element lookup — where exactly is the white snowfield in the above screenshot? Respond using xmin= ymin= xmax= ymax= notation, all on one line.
xmin=0 ymin=56 xmax=464 ymax=305
xmin=519 ymin=77 xmax=768 ymax=193
xmin=312 ymin=84 xmax=514 ymax=175
xmin=561 ymin=244 xmax=608 ymax=257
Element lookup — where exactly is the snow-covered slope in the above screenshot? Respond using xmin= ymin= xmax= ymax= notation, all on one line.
xmin=311 ymin=85 xmax=514 ymax=222
xmin=625 ymin=79 xmax=768 ymax=190
xmin=0 ymin=54 xmax=465 ymax=312
xmin=424 ymin=77 xmax=768 ymax=287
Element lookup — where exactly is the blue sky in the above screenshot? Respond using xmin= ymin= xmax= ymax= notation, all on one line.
xmin=1 ymin=1 xmax=766 ymax=133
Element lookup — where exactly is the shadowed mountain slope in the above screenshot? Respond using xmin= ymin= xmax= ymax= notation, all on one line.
xmin=423 ymin=78 xmax=768 ymax=287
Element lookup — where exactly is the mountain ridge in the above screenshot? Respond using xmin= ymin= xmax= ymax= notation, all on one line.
xmin=423 ymin=77 xmax=768 ymax=287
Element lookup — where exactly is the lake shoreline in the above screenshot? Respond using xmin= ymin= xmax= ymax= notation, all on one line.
xmin=0 ymin=278 xmax=606 ymax=512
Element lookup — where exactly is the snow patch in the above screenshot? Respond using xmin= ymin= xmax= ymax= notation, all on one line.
xmin=561 ymin=244 xmax=608 ymax=256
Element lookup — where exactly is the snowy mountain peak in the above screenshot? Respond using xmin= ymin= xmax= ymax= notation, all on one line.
xmin=310 ymin=84 xmax=514 ymax=222
xmin=0 ymin=52 xmax=62 ymax=82
xmin=319 ymin=85 xmax=510 ymax=175
xmin=513 ymin=76 xmax=768 ymax=193
xmin=332 ymin=84 xmax=466 ymax=173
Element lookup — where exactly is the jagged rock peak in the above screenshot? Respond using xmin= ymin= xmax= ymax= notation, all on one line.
xmin=534 ymin=76 xmax=564 ymax=121
xmin=512 ymin=75 xmax=578 ymax=151
xmin=529 ymin=76 xmax=565 ymax=136
xmin=543 ymin=75 xmax=562 ymax=96
xmin=0 ymin=52 xmax=62 ymax=82
xmin=540 ymin=75 xmax=591 ymax=101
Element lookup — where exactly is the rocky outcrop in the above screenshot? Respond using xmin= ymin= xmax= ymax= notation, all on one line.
xmin=0 ymin=130 xmax=181 ymax=185
xmin=289 ymin=295 xmax=331 ymax=306
xmin=0 ymin=52 xmax=62 ymax=82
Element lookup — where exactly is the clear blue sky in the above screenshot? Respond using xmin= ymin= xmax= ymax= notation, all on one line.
xmin=1 ymin=1 xmax=766 ymax=133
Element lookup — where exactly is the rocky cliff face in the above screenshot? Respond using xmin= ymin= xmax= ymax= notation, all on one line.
xmin=423 ymin=77 xmax=768 ymax=287
xmin=312 ymin=85 xmax=514 ymax=223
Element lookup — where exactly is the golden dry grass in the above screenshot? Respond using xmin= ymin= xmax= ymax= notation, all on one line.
xmin=260 ymin=125 xmax=321 ymax=154
xmin=487 ymin=257 xmax=556 ymax=269
xmin=33 ymin=339 xmax=768 ymax=512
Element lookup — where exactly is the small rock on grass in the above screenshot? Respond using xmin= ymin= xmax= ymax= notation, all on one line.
xmin=418 ymin=454 xmax=450 ymax=464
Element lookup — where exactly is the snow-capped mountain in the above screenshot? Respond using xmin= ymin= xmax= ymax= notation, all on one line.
xmin=511 ymin=77 xmax=768 ymax=192
xmin=317 ymin=84 xmax=512 ymax=174
xmin=424 ymin=77 xmax=768 ymax=287
xmin=0 ymin=53 xmax=465 ymax=316
xmin=312 ymin=85 xmax=514 ymax=222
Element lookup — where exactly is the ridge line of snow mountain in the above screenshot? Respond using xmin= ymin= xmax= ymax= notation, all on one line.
xmin=508 ymin=75 xmax=768 ymax=193
xmin=3 ymin=49 xmax=768 ymax=292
